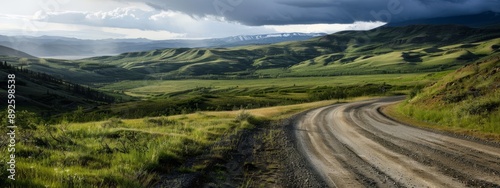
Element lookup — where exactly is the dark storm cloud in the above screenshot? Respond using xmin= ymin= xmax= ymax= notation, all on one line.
xmin=124 ymin=0 xmax=500 ymax=25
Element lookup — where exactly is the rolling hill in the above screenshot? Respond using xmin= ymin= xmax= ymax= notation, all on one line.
xmin=2 ymin=24 xmax=498 ymax=85
xmin=394 ymin=54 xmax=500 ymax=139
xmin=0 ymin=61 xmax=116 ymax=116
xmin=0 ymin=33 xmax=325 ymax=58
xmin=0 ymin=45 xmax=35 ymax=58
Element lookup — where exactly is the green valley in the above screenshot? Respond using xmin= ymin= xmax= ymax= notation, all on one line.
xmin=1 ymin=23 xmax=499 ymax=187
xmin=1 ymin=25 xmax=498 ymax=84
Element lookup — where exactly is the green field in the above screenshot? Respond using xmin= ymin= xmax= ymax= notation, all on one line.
xmin=101 ymin=73 xmax=445 ymax=97
xmin=77 ymin=72 xmax=449 ymax=121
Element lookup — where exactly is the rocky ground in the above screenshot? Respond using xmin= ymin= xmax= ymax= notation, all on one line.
xmin=154 ymin=111 xmax=327 ymax=188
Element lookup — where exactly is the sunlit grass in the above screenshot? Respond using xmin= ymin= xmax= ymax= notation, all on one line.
xmin=3 ymin=112 xmax=239 ymax=187
xmin=102 ymin=73 xmax=440 ymax=97
xmin=385 ymin=55 xmax=500 ymax=141
xmin=2 ymin=95 xmax=384 ymax=187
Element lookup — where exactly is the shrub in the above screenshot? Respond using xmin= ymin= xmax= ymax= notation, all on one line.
xmin=246 ymin=116 xmax=268 ymax=127
xmin=462 ymin=101 xmax=500 ymax=115
xmin=409 ymin=86 xmax=423 ymax=99
xmin=234 ymin=110 xmax=252 ymax=123
xmin=101 ymin=117 xmax=123 ymax=128
xmin=443 ymin=92 xmax=467 ymax=103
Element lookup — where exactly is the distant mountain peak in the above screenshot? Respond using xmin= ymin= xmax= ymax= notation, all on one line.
xmin=230 ymin=32 xmax=324 ymax=37
xmin=0 ymin=32 xmax=326 ymax=58
xmin=219 ymin=32 xmax=327 ymax=43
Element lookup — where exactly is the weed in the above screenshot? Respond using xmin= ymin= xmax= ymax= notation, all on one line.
xmin=101 ymin=117 xmax=123 ymax=128
xmin=235 ymin=110 xmax=252 ymax=123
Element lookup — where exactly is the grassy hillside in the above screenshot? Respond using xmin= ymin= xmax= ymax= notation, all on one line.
xmin=0 ymin=45 xmax=35 ymax=58
xmin=0 ymin=61 xmax=117 ymax=116
xmin=1 ymin=25 xmax=498 ymax=84
xmin=389 ymin=54 xmax=500 ymax=140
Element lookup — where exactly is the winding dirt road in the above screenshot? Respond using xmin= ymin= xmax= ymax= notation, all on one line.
xmin=294 ymin=96 xmax=500 ymax=187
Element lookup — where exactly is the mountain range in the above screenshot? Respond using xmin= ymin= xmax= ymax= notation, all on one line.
xmin=0 ymin=32 xmax=325 ymax=59
xmin=0 ymin=11 xmax=499 ymax=85
xmin=1 ymin=24 xmax=498 ymax=85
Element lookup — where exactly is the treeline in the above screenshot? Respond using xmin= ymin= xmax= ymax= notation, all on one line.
xmin=60 ymin=96 xmax=210 ymax=122
xmin=65 ymin=83 xmax=410 ymax=122
xmin=307 ymin=83 xmax=408 ymax=101
xmin=0 ymin=61 xmax=115 ymax=103
xmin=144 ymin=67 xmax=458 ymax=80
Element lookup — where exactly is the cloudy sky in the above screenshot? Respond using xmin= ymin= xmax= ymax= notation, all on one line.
xmin=0 ymin=0 xmax=498 ymax=40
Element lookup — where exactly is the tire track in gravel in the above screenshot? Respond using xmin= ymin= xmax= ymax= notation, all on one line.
xmin=294 ymin=96 xmax=500 ymax=187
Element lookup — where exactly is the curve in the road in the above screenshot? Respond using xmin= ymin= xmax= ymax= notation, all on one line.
xmin=294 ymin=96 xmax=500 ymax=188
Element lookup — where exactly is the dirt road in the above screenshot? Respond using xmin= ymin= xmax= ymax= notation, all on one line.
xmin=294 ymin=96 xmax=500 ymax=187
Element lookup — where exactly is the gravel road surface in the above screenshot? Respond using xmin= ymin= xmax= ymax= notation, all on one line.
xmin=294 ymin=96 xmax=500 ymax=187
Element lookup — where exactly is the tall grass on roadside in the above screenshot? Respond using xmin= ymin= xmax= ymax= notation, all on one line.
xmin=395 ymin=56 xmax=500 ymax=137
xmin=398 ymin=90 xmax=500 ymax=134
xmin=0 ymin=111 xmax=241 ymax=187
